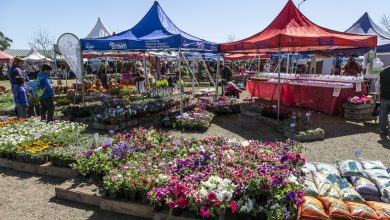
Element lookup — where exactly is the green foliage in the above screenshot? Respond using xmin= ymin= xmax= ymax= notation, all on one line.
xmin=155 ymin=80 xmax=169 ymax=88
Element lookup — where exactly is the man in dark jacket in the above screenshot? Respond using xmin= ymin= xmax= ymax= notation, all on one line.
xmin=37 ymin=64 xmax=55 ymax=122
xmin=376 ymin=66 xmax=390 ymax=139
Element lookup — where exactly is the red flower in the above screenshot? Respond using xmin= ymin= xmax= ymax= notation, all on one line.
xmin=168 ymin=201 xmax=176 ymax=209
xmin=207 ymin=192 xmax=216 ymax=201
xmin=177 ymin=198 xmax=188 ymax=209
xmin=102 ymin=145 xmax=109 ymax=149
xmin=229 ymin=201 xmax=237 ymax=213
xmin=200 ymin=207 xmax=210 ymax=218
xmin=213 ymin=201 xmax=221 ymax=207
xmin=149 ymin=182 xmax=155 ymax=187
xmin=263 ymin=184 xmax=270 ymax=191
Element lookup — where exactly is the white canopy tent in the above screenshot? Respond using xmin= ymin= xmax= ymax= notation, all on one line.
xmin=86 ymin=17 xmax=111 ymax=39
xmin=23 ymin=48 xmax=52 ymax=62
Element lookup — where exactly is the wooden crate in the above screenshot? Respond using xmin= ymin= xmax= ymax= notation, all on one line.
xmin=342 ymin=103 xmax=373 ymax=120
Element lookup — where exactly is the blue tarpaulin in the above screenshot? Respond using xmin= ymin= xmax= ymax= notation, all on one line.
xmin=346 ymin=12 xmax=390 ymax=53
xmin=81 ymin=1 xmax=218 ymax=52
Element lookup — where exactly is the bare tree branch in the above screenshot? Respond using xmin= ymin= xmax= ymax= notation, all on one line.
xmin=225 ymin=34 xmax=237 ymax=43
xmin=29 ymin=29 xmax=54 ymax=58
xmin=380 ymin=14 xmax=390 ymax=33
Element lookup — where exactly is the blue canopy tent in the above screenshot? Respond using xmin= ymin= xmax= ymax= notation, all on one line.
xmin=80 ymin=1 xmax=218 ymax=52
xmin=346 ymin=12 xmax=390 ymax=53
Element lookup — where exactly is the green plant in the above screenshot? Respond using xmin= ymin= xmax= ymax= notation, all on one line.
xmin=155 ymin=80 xmax=169 ymax=88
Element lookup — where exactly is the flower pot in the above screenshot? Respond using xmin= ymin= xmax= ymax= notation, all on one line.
xmin=172 ymin=207 xmax=183 ymax=216
xmin=125 ymin=190 xmax=137 ymax=201
xmin=0 ymin=152 xmax=5 ymax=158
xmin=109 ymin=191 xmax=119 ymax=199
xmin=154 ymin=204 xmax=164 ymax=212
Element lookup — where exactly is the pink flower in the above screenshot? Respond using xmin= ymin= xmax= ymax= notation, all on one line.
xmin=200 ymin=207 xmax=210 ymax=218
xmin=229 ymin=201 xmax=237 ymax=213
xmin=177 ymin=198 xmax=188 ymax=209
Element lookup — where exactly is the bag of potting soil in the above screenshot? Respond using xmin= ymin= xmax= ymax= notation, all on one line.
xmin=346 ymin=202 xmax=379 ymax=220
xmin=382 ymin=187 xmax=390 ymax=203
xmin=371 ymin=177 xmax=390 ymax=193
xmin=303 ymin=178 xmax=320 ymax=197
xmin=350 ymin=176 xmax=380 ymax=196
xmin=317 ymin=197 xmax=352 ymax=220
xmin=302 ymin=163 xmax=317 ymax=175
xmin=360 ymin=159 xmax=386 ymax=170
xmin=360 ymin=193 xmax=383 ymax=202
xmin=337 ymin=160 xmax=366 ymax=177
xmin=313 ymin=172 xmax=340 ymax=199
xmin=366 ymin=201 xmax=390 ymax=220
xmin=335 ymin=178 xmax=365 ymax=202
xmin=314 ymin=162 xmax=341 ymax=177
xmin=365 ymin=169 xmax=390 ymax=179
xmin=297 ymin=196 xmax=329 ymax=220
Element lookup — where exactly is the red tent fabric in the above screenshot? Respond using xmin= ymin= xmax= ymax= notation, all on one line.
xmin=224 ymin=53 xmax=269 ymax=60
xmin=83 ymin=53 xmax=150 ymax=59
xmin=220 ymin=0 xmax=377 ymax=53
xmin=0 ymin=50 xmax=13 ymax=61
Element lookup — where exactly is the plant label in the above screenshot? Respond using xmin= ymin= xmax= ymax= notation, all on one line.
xmin=333 ymin=88 xmax=341 ymax=97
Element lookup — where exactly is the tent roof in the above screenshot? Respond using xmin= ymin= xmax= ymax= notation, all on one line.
xmin=23 ymin=48 xmax=52 ymax=62
xmin=81 ymin=1 xmax=218 ymax=52
xmin=220 ymin=0 xmax=377 ymax=53
xmin=0 ymin=50 xmax=13 ymax=61
xmin=86 ymin=17 xmax=111 ymax=39
xmin=346 ymin=12 xmax=390 ymax=53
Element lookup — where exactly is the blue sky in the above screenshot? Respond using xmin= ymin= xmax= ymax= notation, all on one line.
xmin=1 ymin=0 xmax=390 ymax=49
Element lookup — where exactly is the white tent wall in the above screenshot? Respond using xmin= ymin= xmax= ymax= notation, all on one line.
xmin=378 ymin=53 xmax=390 ymax=67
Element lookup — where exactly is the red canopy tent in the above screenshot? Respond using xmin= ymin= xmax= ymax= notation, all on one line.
xmin=220 ymin=0 xmax=377 ymax=53
xmin=224 ymin=53 xmax=269 ymax=60
xmin=0 ymin=50 xmax=13 ymax=61
xmin=220 ymin=0 xmax=377 ymax=120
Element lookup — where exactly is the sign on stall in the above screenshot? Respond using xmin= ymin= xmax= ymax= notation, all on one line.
xmin=356 ymin=82 xmax=362 ymax=92
xmin=333 ymin=87 xmax=341 ymax=97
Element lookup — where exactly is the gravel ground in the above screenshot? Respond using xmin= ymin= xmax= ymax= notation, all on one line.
xmin=1 ymin=90 xmax=390 ymax=218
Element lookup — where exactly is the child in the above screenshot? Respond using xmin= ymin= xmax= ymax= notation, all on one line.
xmin=12 ymin=76 xmax=29 ymax=118
xmin=37 ymin=64 xmax=55 ymax=122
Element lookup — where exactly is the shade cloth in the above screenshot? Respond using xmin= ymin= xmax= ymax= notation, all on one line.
xmin=247 ymin=80 xmax=367 ymax=115
xmin=346 ymin=12 xmax=390 ymax=53
xmin=220 ymin=0 xmax=377 ymax=53
xmin=81 ymin=1 xmax=218 ymax=52
xmin=0 ymin=50 xmax=13 ymax=61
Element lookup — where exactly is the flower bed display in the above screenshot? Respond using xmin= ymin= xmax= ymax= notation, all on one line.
xmin=240 ymin=102 xmax=263 ymax=114
xmin=0 ymin=92 xmax=15 ymax=112
xmin=199 ymin=96 xmax=241 ymax=115
xmin=262 ymin=106 xmax=291 ymax=120
xmin=73 ymin=128 xmax=305 ymax=219
xmin=0 ymin=119 xmax=86 ymax=165
xmin=173 ymin=108 xmax=215 ymax=131
xmin=0 ymin=117 xmax=29 ymax=127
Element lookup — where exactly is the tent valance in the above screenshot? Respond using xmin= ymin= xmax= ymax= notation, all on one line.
xmin=224 ymin=53 xmax=269 ymax=60
xmin=81 ymin=1 xmax=218 ymax=52
xmin=220 ymin=0 xmax=377 ymax=53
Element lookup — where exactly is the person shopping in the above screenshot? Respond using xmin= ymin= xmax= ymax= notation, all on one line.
xmin=8 ymin=56 xmax=29 ymax=89
xmin=134 ymin=61 xmax=145 ymax=93
xmin=37 ymin=64 xmax=55 ymax=122
xmin=376 ymin=65 xmax=390 ymax=139
xmin=12 ymin=76 xmax=29 ymax=118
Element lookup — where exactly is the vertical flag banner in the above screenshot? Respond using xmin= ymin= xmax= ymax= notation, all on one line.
xmin=57 ymin=33 xmax=82 ymax=81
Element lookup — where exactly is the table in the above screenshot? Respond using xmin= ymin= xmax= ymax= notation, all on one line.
xmin=247 ymin=80 xmax=367 ymax=115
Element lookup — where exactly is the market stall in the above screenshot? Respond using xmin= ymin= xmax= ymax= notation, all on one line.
xmin=247 ymin=74 xmax=366 ymax=115
xmin=0 ymin=50 xmax=13 ymax=62
xmin=220 ymin=0 xmax=377 ymax=119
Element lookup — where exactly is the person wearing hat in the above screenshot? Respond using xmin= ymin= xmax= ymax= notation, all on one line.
xmin=37 ymin=64 xmax=55 ymax=122
xmin=8 ymin=56 xmax=29 ymax=89
xmin=134 ymin=61 xmax=145 ymax=93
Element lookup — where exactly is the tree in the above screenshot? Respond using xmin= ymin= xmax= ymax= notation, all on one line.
xmin=29 ymin=29 xmax=54 ymax=58
xmin=380 ymin=14 xmax=390 ymax=33
xmin=225 ymin=34 xmax=237 ymax=43
xmin=0 ymin=31 xmax=13 ymax=51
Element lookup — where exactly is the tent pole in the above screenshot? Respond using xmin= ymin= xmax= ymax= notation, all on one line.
xmin=277 ymin=48 xmax=282 ymax=121
xmin=143 ymin=51 xmax=149 ymax=90
xmin=215 ymin=54 xmax=220 ymax=98
xmin=286 ymin=52 xmax=290 ymax=74
xmin=178 ymin=49 xmax=183 ymax=117
xmin=257 ymin=53 xmax=260 ymax=74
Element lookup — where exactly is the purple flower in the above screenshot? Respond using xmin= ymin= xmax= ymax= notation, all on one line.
xmin=285 ymin=190 xmax=296 ymax=202
xmin=109 ymin=130 xmax=115 ymax=135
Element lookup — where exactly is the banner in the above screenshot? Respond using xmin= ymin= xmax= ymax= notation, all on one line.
xmin=57 ymin=33 xmax=82 ymax=80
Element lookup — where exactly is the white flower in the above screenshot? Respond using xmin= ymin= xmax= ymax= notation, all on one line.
xmin=221 ymin=190 xmax=232 ymax=201
xmin=241 ymin=140 xmax=250 ymax=147
xmin=199 ymin=188 xmax=208 ymax=198
xmin=240 ymin=198 xmax=254 ymax=212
